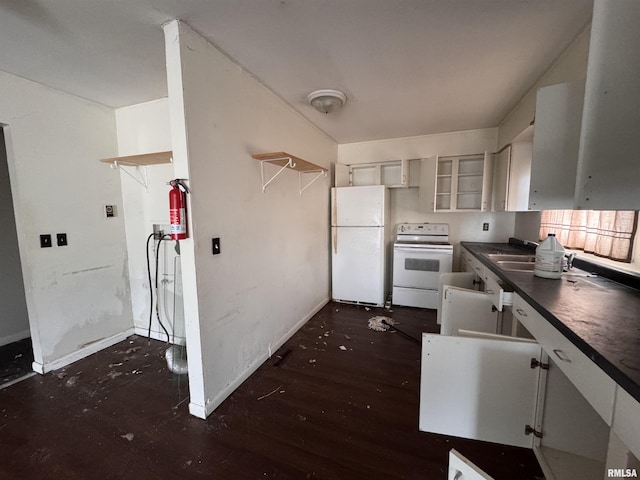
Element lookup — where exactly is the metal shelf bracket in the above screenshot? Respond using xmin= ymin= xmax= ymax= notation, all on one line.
xmin=299 ymin=170 xmax=327 ymax=195
xmin=259 ymin=156 xmax=294 ymax=192
xmin=112 ymin=161 xmax=150 ymax=190
xmin=253 ymin=152 xmax=327 ymax=194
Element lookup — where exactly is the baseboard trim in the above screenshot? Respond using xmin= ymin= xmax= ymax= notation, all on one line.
xmin=0 ymin=329 xmax=31 ymax=348
xmin=32 ymin=328 xmax=135 ymax=374
xmin=192 ymin=297 xmax=330 ymax=419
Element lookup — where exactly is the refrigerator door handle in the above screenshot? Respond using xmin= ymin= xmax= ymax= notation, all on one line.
xmin=331 ymin=188 xmax=337 ymax=225
xmin=333 ymin=228 xmax=338 ymax=254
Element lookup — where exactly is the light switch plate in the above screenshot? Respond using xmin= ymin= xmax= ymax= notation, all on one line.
xmin=40 ymin=234 xmax=52 ymax=248
xmin=57 ymin=233 xmax=68 ymax=246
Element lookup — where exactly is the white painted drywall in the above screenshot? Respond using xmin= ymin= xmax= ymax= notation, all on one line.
xmin=0 ymin=71 xmax=132 ymax=368
xmin=498 ymin=25 xmax=591 ymax=149
xmin=164 ymin=20 xmax=336 ymax=418
xmin=0 ymin=128 xmax=30 ymax=346
xmin=115 ymin=99 xmax=184 ymax=344
xmin=338 ymin=128 xmax=498 ymax=165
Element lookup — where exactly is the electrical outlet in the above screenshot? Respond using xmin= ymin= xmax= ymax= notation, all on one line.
xmin=56 ymin=233 xmax=68 ymax=246
xmin=40 ymin=234 xmax=52 ymax=248
xmin=483 ymin=223 xmax=489 ymax=231
xmin=212 ymin=237 xmax=221 ymax=255
xmin=105 ymin=205 xmax=116 ymax=218
xmin=153 ymin=224 xmax=170 ymax=240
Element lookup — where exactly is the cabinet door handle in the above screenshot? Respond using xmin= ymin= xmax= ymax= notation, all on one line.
xmin=515 ymin=308 xmax=528 ymax=317
xmin=553 ymin=349 xmax=572 ymax=363
xmin=485 ymin=289 xmax=494 ymax=294
xmin=453 ymin=471 xmax=462 ymax=480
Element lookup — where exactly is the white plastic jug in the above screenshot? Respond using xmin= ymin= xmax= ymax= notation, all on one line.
xmin=534 ymin=233 xmax=565 ymax=279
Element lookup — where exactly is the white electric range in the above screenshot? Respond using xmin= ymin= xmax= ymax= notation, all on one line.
xmin=392 ymin=223 xmax=453 ymax=309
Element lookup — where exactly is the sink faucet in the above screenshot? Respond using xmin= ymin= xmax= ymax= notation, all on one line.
xmin=564 ymin=253 xmax=576 ymax=271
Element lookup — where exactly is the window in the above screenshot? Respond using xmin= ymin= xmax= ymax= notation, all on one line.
xmin=539 ymin=210 xmax=638 ymax=262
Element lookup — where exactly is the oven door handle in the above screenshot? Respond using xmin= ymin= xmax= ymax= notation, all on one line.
xmin=394 ymin=247 xmax=452 ymax=254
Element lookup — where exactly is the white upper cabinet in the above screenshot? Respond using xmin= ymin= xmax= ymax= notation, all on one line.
xmin=493 ymin=127 xmax=533 ymax=212
xmin=418 ymin=155 xmax=438 ymax=211
xmin=334 ymin=163 xmax=350 ymax=187
xmin=508 ymin=141 xmax=533 ymax=211
xmin=529 ymin=82 xmax=584 ymax=210
xmin=575 ymin=0 xmax=640 ymax=210
xmin=348 ymin=159 xmax=410 ymax=188
xmin=491 ymin=146 xmax=510 ymax=212
xmin=421 ymin=152 xmax=492 ymax=212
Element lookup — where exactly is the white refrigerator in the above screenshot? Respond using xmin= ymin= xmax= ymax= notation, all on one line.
xmin=331 ymin=185 xmax=390 ymax=306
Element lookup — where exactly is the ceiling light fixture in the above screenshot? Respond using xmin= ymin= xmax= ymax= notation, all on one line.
xmin=307 ymin=89 xmax=347 ymax=114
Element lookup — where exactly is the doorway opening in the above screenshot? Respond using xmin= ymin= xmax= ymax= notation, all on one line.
xmin=0 ymin=126 xmax=34 ymax=388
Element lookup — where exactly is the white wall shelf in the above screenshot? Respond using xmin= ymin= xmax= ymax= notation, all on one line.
xmin=252 ymin=152 xmax=327 ymax=194
xmin=100 ymin=150 xmax=173 ymax=189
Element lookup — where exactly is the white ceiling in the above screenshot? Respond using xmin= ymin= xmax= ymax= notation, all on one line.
xmin=0 ymin=0 xmax=592 ymax=144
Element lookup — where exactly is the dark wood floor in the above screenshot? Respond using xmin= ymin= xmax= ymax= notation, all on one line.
xmin=0 ymin=302 xmax=543 ymax=479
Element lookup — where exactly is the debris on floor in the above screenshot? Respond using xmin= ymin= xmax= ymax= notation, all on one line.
xmin=368 ymin=316 xmax=421 ymax=344
xmin=273 ymin=349 xmax=292 ymax=367
xmin=339 ymin=345 xmax=347 ymax=351
xmin=120 ymin=433 xmax=135 ymax=442
xmin=65 ymin=376 xmax=79 ymax=387
xmin=257 ymin=384 xmax=283 ymax=401
xmin=367 ymin=316 xmax=395 ymax=332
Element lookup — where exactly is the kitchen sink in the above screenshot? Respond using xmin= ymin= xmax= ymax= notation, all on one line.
xmin=487 ymin=254 xmax=536 ymax=263
xmin=487 ymin=254 xmax=536 ymax=271
xmin=495 ymin=261 xmax=536 ymax=271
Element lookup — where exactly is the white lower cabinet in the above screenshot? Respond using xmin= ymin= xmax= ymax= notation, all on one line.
xmin=438 ymin=264 xmax=512 ymax=333
xmin=439 ymin=285 xmax=497 ymax=336
xmin=420 ymin=333 xmax=543 ymax=449
xmin=422 ymin=291 xmax=614 ymax=479
xmin=611 ymin=386 xmax=640 ymax=463
xmin=448 ymin=450 xmax=494 ymax=480
xmin=512 ymin=294 xmax=616 ymax=424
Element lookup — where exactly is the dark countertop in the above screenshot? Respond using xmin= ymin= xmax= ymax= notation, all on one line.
xmin=461 ymin=241 xmax=640 ymax=404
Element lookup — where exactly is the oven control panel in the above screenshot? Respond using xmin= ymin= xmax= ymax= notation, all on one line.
xmin=397 ymin=223 xmax=449 ymax=235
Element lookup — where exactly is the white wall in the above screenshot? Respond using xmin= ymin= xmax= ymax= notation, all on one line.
xmin=338 ymin=128 xmax=498 ymax=165
xmin=498 ymin=25 xmax=591 ymax=149
xmin=338 ymin=128 xmax=513 ymax=269
xmin=513 ymin=211 xmax=542 ymax=244
xmin=0 ymin=71 xmax=132 ymax=371
xmin=115 ymin=99 xmax=183 ymax=343
xmin=164 ymin=20 xmax=337 ymax=418
xmin=0 ymin=128 xmax=29 ymax=346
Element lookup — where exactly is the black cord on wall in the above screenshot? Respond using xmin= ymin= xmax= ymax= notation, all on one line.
xmin=146 ymin=233 xmax=171 ymax=343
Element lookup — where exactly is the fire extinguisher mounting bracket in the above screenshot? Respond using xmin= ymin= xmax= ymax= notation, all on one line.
xmin=170 ymin=179 xmax=190 ymax=194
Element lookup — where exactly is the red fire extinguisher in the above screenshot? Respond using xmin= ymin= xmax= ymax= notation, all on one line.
xmin=169 ymin=179 xmax=189 ymax=240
